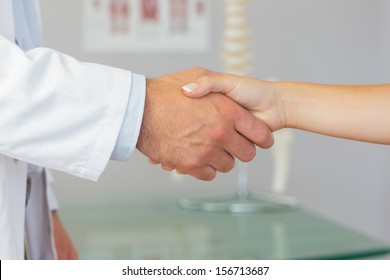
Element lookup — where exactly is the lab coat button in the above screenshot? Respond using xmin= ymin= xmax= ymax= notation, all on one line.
xmin=13 ymin=159 xmax=19 ymax=164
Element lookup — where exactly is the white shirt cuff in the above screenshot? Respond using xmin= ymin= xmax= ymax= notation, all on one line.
xmin=110 ymin=73 xmax=146 ymax=161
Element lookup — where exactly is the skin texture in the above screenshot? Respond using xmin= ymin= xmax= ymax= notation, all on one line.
xmin=183 ymin=71 xmax=390 ymax=145
xmin=52 ymin=211 xmax=78 ymax=260
xmin=136 ymin=67 xmax=274 ymax=180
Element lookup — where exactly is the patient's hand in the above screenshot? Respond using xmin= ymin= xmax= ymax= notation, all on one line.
xmin=182 ymin=72 xmax=286 ymax=132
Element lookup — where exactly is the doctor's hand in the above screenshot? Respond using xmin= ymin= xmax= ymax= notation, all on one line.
xmin=181 ymin=71 xmax=286 ymax=132
xmin=52 ymin=211 xmax=78 ymax=260
xmin=136 ymin=67 xmax=274 ymax=181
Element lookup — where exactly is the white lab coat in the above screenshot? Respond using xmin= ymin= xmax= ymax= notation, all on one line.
xmin=0 ymin=0 xmax=144 ymax=259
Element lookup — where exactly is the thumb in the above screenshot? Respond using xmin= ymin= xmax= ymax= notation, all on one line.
xmin=182 ymin=83 xmax=205 ymax=98
xmin=182 ymin=74 xmax=236 ymax=98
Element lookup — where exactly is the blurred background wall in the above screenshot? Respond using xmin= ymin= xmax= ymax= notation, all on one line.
xmin=40 ymin=0 xmax=390 ymax=244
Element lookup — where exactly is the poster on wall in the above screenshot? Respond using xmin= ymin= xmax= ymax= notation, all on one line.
xmin=82 ymin=0 xmax=210 ymax=52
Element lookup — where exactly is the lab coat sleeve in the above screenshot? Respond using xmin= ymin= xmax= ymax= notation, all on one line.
xmin=0 ymin=35 xmax=145 ymax=180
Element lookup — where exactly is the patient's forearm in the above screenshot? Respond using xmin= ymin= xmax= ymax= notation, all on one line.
xmin=276 ymin=82 xmax=390 ymax=144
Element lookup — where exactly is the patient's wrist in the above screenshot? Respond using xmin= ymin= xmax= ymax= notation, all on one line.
xmin=266 ymin=81 xmax=290 ymax=130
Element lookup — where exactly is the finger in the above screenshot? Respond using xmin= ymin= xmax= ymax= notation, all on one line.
xmin=224 ymin=132 xmax=257 ymax=162
xmin=208 ymin=151 xmax=235 ymax=173
xmin=182 ymin=73 xmax=237 ymax=98
xmin=148 ymin=158 xmax=159 ymax=165
xmin=234 ymin=108 xmax=274 ymax=149
xmin=182 ymin=165 xmax=217 ymax=181
xmin=161 ymin=164 xmax=175 ymax=171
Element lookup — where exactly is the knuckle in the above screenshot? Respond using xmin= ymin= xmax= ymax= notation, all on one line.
xmin=201 ymin=171 xmax=216 ymax=181
xmin=252 ymin=123 xmax=274 ymax=149
xmin=258 ymin=130 xmax=273 ymax=148
xmin=219 ymin=159 xmax=235 ymax=173
xmin=191 ymin=66 xmax=205 ymax=72
xmin=185 ymin=166 xmax=216 ymax=181
xmin=241 ymin=146 xmax=257 ymax=162
xmin=211 ymin=126 xmax=228 ymax=142
xmin=180 ymin=158 xmax=203 ymax=171
xmin=161 ymin=164 xmax=174 ymax=171
xmin=191 ymin=67 xmax=208 ymax=77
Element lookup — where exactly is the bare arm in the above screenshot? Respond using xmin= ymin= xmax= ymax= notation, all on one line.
xmin=278 ymin=82 xmax=390 ymax=144
xmin=183 ymin=71 xmax=390 ymax=144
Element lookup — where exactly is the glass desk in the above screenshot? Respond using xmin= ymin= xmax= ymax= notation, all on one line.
xmin=59 ymin=196 xmax=390 ymax=260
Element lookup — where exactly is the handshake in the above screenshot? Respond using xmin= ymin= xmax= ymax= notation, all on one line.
xmin=137 ymin=66 xmax=390 ymax=180
xmin=136 ymin=67 xmax=277 ymax=181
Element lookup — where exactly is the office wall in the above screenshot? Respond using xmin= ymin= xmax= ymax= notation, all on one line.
xmin=40 ymin=0 xmax=390 ymax=244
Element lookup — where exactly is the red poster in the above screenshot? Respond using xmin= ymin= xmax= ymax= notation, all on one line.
xmin=110 ymin=0 xmax=130 ymax=33
xmin=141 ymin=0 xmax=159 ymax=22
xmin=170 ymin=0 xmax=188 ymax=33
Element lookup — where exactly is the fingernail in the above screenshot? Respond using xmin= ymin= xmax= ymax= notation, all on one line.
xmin=182 ymin=83 xmax=198 ymax=93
